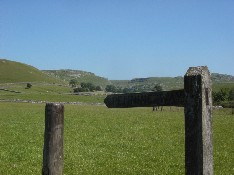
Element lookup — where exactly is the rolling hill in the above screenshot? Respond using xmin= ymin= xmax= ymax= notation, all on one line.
xmin=43 ymin=68 xmax=234 ymax=92
xmin=1 ymin=58 xmax=233 ymax=107
xmin=0 ymin=59 xmax=104 ymax=104
xmin=1 ymin=58 xmax=234 ymax=92
xmin=111 ymin=76 xmax=184 ymax=91
xmin=111 ymin=73 xmax=234 ymax=92
xmin=0 ymin=59 xmax=64 ymax=84
xmin=43 ymin=69 xmax=111 ymax=88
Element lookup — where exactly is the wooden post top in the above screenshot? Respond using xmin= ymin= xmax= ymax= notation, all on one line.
xmin=185 ymin=66 xmax=210 ymax=76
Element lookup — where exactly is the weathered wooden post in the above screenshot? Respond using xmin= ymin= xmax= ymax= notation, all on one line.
xmin=184 ymin=66 xmax=213 ymax=175
xmin=104 ymin=66 xmax=213 ymax=174
xmin=42 ymin=103 xmax=64 ymax=175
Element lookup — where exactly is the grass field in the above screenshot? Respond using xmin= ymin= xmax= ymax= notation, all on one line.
xmin=0 ymin=83 xmax=105 ymax=104
xmin=0 ymin=102 xmax=233 ymax=174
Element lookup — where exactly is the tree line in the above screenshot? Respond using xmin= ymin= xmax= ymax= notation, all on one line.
xmin=105 ymin=84 xmax=162 ymax=93
xmin=213 ymin=88 xmax=234 ymax=107
xmin=70 ymin=78 xmax=233 ymax=108
xmin=70 ymin=79 xmax=163 ymax=93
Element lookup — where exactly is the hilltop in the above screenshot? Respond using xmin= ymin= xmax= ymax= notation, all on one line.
xmin=43 ymin=69 xmax=111 ymax=88
xmin=0 ymin=59 xmax=64 ymax=84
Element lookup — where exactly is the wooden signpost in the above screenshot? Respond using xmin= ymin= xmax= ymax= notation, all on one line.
xmin=104 ymin=66 xmax=213 ymax=175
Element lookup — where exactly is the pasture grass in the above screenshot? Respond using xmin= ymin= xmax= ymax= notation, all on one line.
xmin=0 ymin=83 xmax=71 ymax=94
xmin=0 ymin=103 xmax=233 ymax=174
xmin=0 ymin=92 xmax=104 ymax=104
xmin=0 ymin=83 xmax=105 ymax=104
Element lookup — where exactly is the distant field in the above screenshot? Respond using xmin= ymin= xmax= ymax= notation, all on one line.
xmin=0 ymin=82 xmax=105 ymax=104
xmin=0 ymin=103 xmax=233 ymax=174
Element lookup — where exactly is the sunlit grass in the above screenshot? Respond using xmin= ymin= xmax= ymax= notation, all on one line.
xmin=0 ymin=103 xmax=44 ymax=174
xmin=0 ymin=103 xmax=233 ymax=174
xmin=213 ymin=109 xmax=234 ymax=174
xmin=64 ymin=106 xmax=185 ymax=174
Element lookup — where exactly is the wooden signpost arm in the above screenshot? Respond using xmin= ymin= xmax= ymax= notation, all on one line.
xmin=104 ymin=89 xmax=185 ymax=108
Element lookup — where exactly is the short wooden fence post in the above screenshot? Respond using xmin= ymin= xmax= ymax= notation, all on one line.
xmin=42 ymin=103 xmax=64 ymax=175
xmin=184 ymin=66 xmax=213 ymax=175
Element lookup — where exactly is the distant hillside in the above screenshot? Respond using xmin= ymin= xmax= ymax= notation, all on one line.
xmin=211 ymin=73 xmax=234 ymax=82
xmin=43 ymin=68 xmax=234 ymax=92
xmin=0 ymin=59 xmax=64 ymax=84
xmin=111 ymin=74 xmax=234 ymax=92
xmin=43 ymin=69 xmax=111 ymax=88
xmin=1 ymin=59 xmax=233 ymax=92
xmin=111 ymin=76 xmax=184 ymax=91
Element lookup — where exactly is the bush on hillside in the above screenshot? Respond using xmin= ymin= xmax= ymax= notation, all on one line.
xmin=213 ymin=88 xmax=234 ymax=107
xmin=105 ymin=85 xmax=123 ymax=93
xmin=26 ymin=83 xmax=32 ymax=89
xmin=69 ymin=79 xmax=78 ymax=87
xmin=73 ymin=82 xmax=102 ymax=93
xmin=153 ymin=84 xmax=163 ymax=92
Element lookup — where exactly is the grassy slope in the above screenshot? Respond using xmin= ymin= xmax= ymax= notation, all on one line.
xmin=0 ymin=59 xmax=64 ymax=84
xmin=0 ymin=59 xmax=105 ymax=103
xmin=0 ymin=103 xmax=233 ymax=174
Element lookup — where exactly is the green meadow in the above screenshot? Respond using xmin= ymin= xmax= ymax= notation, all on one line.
xmin=0 ymin=102 xmax=233 ymax=174
xmin=0 ymin=82 xmax=105 ymax=104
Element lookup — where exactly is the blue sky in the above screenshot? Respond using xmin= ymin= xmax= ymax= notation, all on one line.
xmin=1 ymin=0 xmax=233 ymax=80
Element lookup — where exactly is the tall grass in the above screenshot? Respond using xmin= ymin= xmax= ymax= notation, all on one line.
xmin=0 ymin=103 xmax=233 ymax=174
